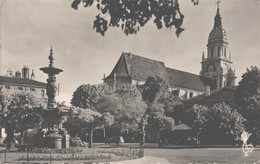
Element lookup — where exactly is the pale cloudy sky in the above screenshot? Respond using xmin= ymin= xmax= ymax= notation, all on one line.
xmin=1 ymin=0 xmax=260 ymax=105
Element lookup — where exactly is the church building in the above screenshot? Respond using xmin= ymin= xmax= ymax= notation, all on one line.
xmin=103 ymin=7 xmax=236 ymax=100
xmin=200 ymin=7 xmax=236 ymax=92
xmin=103 ymin=52 xmax=205 ymax=100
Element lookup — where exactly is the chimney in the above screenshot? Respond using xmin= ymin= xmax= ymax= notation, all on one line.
xmin=128 ymin=52 xmax=132 ymax=58
xmin=31 ymin=70 xmax=35 ymax=80
xmin=15 ymin=71 xmax=21 ymax=78
xmin=22 ymin=66 xmax=30 ymax=79
xmin=205 ymin=85 xmax=210 ymax=96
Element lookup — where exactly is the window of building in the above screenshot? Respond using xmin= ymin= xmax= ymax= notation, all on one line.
xmin=172 ymin=89 xmax=180 ymax=96
xmin=211 ymin=47 xmax=214 ymax=57
xmin=30 ymin=88 xmax=36 ymax=91
xmin=224 ymin=47 xmax=226 ymax=57
xmin=217 ymin=47 xmax=221 ymax=56
xmin=189 ymin=92 xmax=193 ymax=98
xmin=5 ymin=85 xmax=10 ymax=89
xmin=42 ymin=90 xmax=45 ymax=98
xmin=18 ymin=87 xmax=23 ymax=90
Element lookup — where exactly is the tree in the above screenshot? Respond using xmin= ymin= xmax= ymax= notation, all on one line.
xmin=158 ymin=89 xmax=184 ymax=124
xmin=140 ymin=76 xmax=168 ymax=104
xmin=71 ymin=83 xmax=113 ymax=109
xmin=204 ymin=103 xmax=245 ymax=145
xmin=183 ymin=104 xmax=209 ymax=142
xmin=0 ymin=93 xmax=43 ymax=149
xmin=140 ymin=77 xmax=175 ymax=145
xmin=71 ymin=0 xmax=199 ymax=37
xmin=63 ymin=107 xmax=114 ymax=148
xmin=96 ymin=84 xmax=147 ymax=143
xmin=146 ymin=102 xmax=175 ymax=141
xmin=183 ymin=103 xmax=245 ymax=145
xmin=235 ymin=66 xmax=260 ymax=146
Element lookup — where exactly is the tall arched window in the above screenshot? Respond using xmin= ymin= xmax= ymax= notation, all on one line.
xmin=224 ymin=47 xmax=226 ymax=57
xmin=211 ymin=47 xmax=214 ymax=57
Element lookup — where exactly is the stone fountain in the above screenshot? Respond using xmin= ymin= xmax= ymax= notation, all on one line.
xmin=40 ymin=47 xmax=68 ymax=149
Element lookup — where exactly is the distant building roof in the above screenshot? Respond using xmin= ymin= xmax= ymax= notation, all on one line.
xmin=0 ymin=76 xmax=46 ymax=88
xmin=105 ymin=52 xmax=205 ymax=92
xmin=183 ymin=86 xmax=237 ymax=105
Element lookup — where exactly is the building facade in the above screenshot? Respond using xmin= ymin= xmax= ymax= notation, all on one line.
xmin=104 ymin=52 xmax=205 ymax=100
xmin=0 ymin=66 xmax=46 ymax=99
xmin=0 ymin=66 xmax=46 ymax=142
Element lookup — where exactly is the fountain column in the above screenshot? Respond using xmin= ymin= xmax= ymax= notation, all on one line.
xmin=40 ymin=47 xmax=64 ymax=149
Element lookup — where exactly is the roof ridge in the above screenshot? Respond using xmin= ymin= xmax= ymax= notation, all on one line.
xmin=0 ymin=76 xmax=46 ymax=86
xmin=165 ymin=67 xmax=199 ymax=77
xmin=122 ymin=52 xmax=165 ymax=66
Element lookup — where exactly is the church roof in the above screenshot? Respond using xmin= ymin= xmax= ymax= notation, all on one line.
xmin=166 ymin=68 xmax=205 ymax=91
xmin=0 ymin=76 xmax=46 ymax=87
xmin=124 ymin=53 xmax=167 ymax=81
xmin=105 ymin=52 xmax=205 ymax=92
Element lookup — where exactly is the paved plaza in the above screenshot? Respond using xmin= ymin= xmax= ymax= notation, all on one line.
xmin=145 ymin=147 xmax=260 ymax=164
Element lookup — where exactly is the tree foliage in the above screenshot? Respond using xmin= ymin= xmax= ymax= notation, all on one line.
xmin=140 ymin=76 xmax=168 ymax=104
xmin=158 ymin=89 xmax=184 ymax=124
xmin=184 ymin=104 xmax=209 ymax=135
xmin=71 ymin=83 xmax=113 ymax=109
xmin=205 ymin=103 xmax=245 ymax=144
xmin=235 ymin=66 xmax=260 ymax=134
xmin=70 ymin=0 xmax=200 ymax=37
xmin=63 ymin=106 xmax=114 ymax=148
xmin=146 ymin=102 xmax=175 ymax=133
xmin=184 ymin=103 xmax=245 ymax=144
xmin=0 ymin=93 xmax=43 ymax=149
xmin=96 ymin=84 xmax=146 ymax=133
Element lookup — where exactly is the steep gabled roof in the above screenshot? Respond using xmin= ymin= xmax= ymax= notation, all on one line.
xmin=166 ymin=68 xmax=205 ymax=92
xmin=105 ymin=52 xmax=206 ymax=92
xmin=105 ymin=52 xmax=166 ymax=81
xmin=0 ymin=76 xmax=46 ymax=87
xmin=123 ymin=52 xmax=166 ymax=81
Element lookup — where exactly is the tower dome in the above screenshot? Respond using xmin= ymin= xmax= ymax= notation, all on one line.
xmin=208 ymin=8 xmax=228 ymax=46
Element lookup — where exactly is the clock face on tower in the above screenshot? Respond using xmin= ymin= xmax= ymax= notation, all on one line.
xmin=207 ymin=64 xmax=215 ymax=73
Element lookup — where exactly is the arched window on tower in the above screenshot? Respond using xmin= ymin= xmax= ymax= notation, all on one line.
xmin=217 ymin=47 xmax=221 ymax=56
xmin=211 ymin=47 xmax=214 ymax=57
xmin=224 ymin=47 xmax=226 ymax=57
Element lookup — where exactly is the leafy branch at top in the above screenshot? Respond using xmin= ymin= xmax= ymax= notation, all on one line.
xmin=71 ymin=0 xmax=199 ymax=37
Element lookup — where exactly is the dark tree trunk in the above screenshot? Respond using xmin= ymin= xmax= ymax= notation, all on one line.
xmin=88 ymin=129 xmax=94 ymax=148
xmin=139 ymin=124 xmax=145 ymax=146
xmin=20 ymin=131 xmax=24 ymax=146
xmin=6 ymin=128 xmax=15 ymax=149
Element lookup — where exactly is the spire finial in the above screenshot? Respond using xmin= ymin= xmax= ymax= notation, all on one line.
xmin=216 ymin=0 xmax=221 ymax=9
xmin=202 ymin=51 xmax=205 ymax=60
xmin=214 ymin=0 xmax=222 ymax=28
xmin=49 ymin=46 xmax=54 ymax=67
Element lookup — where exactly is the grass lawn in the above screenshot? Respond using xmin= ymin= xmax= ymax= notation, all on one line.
xmin=145 ymin=148 xmax=260 ymax=163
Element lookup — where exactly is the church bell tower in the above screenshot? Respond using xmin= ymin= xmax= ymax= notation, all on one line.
xmin=200 ymin=5 xmax=236 ymax=91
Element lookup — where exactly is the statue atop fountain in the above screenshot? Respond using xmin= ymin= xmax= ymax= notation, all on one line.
xmin=40 ymin=47 xmax=63 ymax=108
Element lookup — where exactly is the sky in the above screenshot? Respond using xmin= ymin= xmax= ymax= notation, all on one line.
xmin=1 ymin=0 xmax=260 ymax=105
